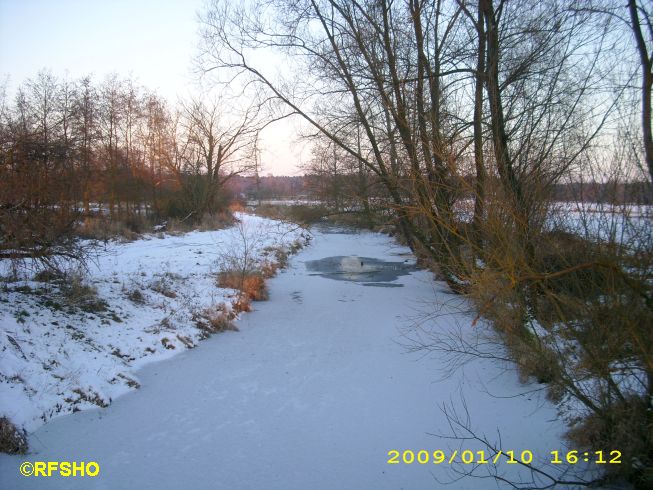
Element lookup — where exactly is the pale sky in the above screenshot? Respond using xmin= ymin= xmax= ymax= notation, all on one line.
xmin=0 ymin=0 xmax=305 ymax=175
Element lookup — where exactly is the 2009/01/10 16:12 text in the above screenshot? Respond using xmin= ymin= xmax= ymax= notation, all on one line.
xmin=386 ymin=449 xmax=622 ymax=465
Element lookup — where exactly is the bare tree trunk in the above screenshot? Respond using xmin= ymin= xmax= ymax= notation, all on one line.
xmin=472 ymin=2 xmax=486 ymax=249
xmin=356 ymin=125 xmax=371 ymax=225
xmin=481 ymin=1 xmax=514 ymax=197
xmin=481 ymin=0 xmax=526 ymax=229
xmin=628 ymin=0 xmax=653 ymax=186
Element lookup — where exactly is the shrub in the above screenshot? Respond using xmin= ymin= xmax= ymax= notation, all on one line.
xmin=242 ymin=274 xmax=268 ymax=301
xmin=33 ymin=268 xmax=64 ymax=283
xmin=193 ymin=304 xmax=239 ymax=336
xmin=286 ymin=204 xmax=330 ymax=224
xmin=197 ymin=211 xmax=234 ymax=231
xmin=231 ymin=295 xmax=252 ymax=313
xmin=274 ymin=248 xmax=289 ymax=268
xmin=254 ymin=203 xmax=329 ymax=224
xmin=77 ymin=215 xmax=148 ymax=242
xmin=261 ymin=246 xmax=289 ymax=277
xmin=216 ymin=270 xmax=242 ymax=291
xmin=464 ymin=201 xmax=653 ymax=488
xmin=161 ymin=337 xmax=175 ymax=349
xmin=228 ymin=202 xmax=245 ymax=213
xmin=567 ymin=396 xmax=653 ymax=487
xmin=217 ymin=270 xmax=268 ymax=301
xmin=0 ymin=417 xmax=28 ymax=455
xmin=149 ymin=273 xmax=180 ymax=298
xmin=125 ymin=288 xmax=145 ymax=304
xmin=260 ymin=261 xmax=279 ymax=278
xmin=63 ymin=388 xmax=109 ymax=409
xmin=60 ymin=272 xmax=107 ymax=313
xmin=253 ymin=204 xmax=285 ymax=220
xmin=535 ymin=231 xmax=622 ymax=303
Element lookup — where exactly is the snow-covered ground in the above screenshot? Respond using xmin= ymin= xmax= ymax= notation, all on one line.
xmin=247 ymin=199 xmax=321 ymax=207
xmin=548 ymin=201 xmax=651 ymax=246
xmin=0 ymin=214 xmax=309 ymax=434
xmin=0 ymin=223 xmax=585 ymax=489
xmin=455 ymin=199 xmax=652 ymax=246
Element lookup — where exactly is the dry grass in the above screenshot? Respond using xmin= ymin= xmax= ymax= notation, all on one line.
xmin=193 ymin=303 xmax=239 ymax=337
xmin=243 ymin=275 xmax=268 ymax=300
xmin=149 ymin=272 xmax=181 ymax=299
xmin=176 ymin=334 xmax=195 ymax=349
xmin=231 ymin=295 xmax=252 ymax=313
xmin=163 ymin=211 xmax=234 ymax=234
xmin=78 ymin=210 xmax=234 ymax=241
xmin=262 ymin=246 xmax=289 ymax=274
xmin=125 ymin=288 xmax=145 ymax=304
xmin=63 ymin=388 xmax=109 ymax=409
xmin=33 ymin=268 xmax=64 ymax=283
xmin=0 ymin=417 xmax=27 ymax=455
xmin=228 ymin=202 xmax=246 ymax=213
xmin=254 ymin=203 xmax=329 ymax=224
xmin=260 ymin=261 xmax=279 ymax=278
xmin=197 ymin=211 xmax=234 ymax=231
xmin=217 ymin=270 xmax=269 ymax=301
xmin=77 ymin=215 xmax=147 ymax=242
xmin=161 ymin=337 xmax=176 ymax=349
xmin=60 ymin=273 xmax=108 ymax=313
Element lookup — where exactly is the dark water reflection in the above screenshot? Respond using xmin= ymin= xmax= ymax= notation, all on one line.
xmin=305 ymin=256 xmax=415 ymax=287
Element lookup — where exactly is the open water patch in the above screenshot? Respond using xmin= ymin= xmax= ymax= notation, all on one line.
xmin=305 ymin=256 xmax=415 ymax=287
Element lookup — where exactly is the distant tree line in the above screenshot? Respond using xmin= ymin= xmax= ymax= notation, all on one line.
xmin=228 ymin=175 xmax=308 ymax=200
xmin=231 ymin=174 xmax=653 ymax=206
xmin=0 ymin=71 xmax=259 ymax=260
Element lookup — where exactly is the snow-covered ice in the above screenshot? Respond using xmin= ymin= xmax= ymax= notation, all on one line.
xmin=0 ymin=224 xmax=576 ymax=489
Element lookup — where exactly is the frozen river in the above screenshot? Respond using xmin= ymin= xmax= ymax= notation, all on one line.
xmin=1 ymin=227 xmax=571 ymax=489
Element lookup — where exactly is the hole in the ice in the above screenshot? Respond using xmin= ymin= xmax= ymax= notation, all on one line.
xmin=304 ymin=256 xmax=415 ymax=286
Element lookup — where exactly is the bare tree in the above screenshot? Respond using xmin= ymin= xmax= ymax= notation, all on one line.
xmin=164 ymin=97 xmax=259 ymax=221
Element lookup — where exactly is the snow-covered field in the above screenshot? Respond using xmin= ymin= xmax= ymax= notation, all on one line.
xmin=0 ymin=214 xmax=309 ymax=434
xmin=247 ymin=199 xmax=321 ymax=207
xmin=452 ymin=198 xmax=652 ymax=247
xmin=0 ymin=223 xmax=584 ymax=489
xmin=548 ymin=201 xmax=651 ymax=245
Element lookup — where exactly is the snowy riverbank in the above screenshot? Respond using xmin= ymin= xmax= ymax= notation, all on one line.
xmin=0 ymin=214 xmax=309 ymax=435
xmin=0 ymin=224 xmax=583 ymax=489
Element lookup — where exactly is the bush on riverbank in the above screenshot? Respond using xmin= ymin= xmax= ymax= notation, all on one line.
xmin=0 ymin=417 xmax=27 ymax=455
